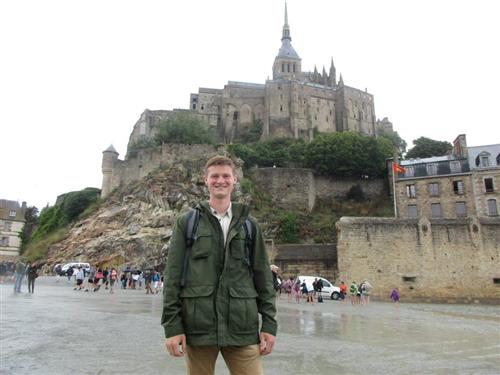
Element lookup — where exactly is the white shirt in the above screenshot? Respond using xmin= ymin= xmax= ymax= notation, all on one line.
xmin=209 ymin=202 xmax=233 ymax=245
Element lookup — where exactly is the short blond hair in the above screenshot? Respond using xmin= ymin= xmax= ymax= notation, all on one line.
xmin=204 ymin=155 xmax=236 ymax=175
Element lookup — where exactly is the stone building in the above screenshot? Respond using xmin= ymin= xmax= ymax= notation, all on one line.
xmin=0 ymin=200 xmax=26 ymax=257
xmin=126 ymin=4 xmax=389 ymax=150
xmin=392 ymin=134 xmax=500 ymax=219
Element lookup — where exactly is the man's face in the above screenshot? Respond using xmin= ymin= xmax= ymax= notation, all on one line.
xmin=204 ymin=165 xmax=237 ymax=200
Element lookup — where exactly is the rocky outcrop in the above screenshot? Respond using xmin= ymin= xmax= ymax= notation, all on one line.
xmin=45 ymin=163 xmax=250 ymax=272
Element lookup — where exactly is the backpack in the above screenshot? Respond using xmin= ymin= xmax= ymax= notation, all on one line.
xmin=180 ymin=208 xmax=254 ymax=288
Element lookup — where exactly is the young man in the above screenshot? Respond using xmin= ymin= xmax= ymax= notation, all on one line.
xmin=162 ymin=156 xmax=277 ymax=375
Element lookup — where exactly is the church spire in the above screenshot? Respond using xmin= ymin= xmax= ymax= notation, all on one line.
xmin=282 ymin=1 xmax=291 ymax=42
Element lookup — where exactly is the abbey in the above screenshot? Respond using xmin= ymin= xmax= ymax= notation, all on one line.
xmin=128 ymin=4 xmax=387 ymax=148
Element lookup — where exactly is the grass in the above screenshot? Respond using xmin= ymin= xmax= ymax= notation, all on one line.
xmin=22 ymin=229 xmax=69 ymax=263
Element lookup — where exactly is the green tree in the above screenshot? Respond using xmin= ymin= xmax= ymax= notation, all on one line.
xmin=405 ymin=137 xmax=452 ymax=159
xmin=279 ymin=212 xmax=300 ymax=243
xmin=235 ymin=119 xmax=263 ymax=143
xmin=377 ymin=129 xmax=407 ymax=157
xmin=304 ymin=132 xmax=392 ymax=177
xmin=19 ymin=206 xmax=39 ymax=252
xmin=155 ymin=113 xmax=215 ymax=145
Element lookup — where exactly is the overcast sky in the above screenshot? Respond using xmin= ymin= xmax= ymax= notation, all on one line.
xmin=1 ymin=0 xmax=499 ymax=210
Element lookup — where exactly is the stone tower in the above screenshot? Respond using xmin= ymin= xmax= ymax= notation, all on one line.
xmin=101 ymin=145 xmax=119 ymax=198
xmin=272 ymin=2 xmax=302 ymax=80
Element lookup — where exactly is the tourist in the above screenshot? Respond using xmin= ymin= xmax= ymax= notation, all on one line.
xmin=85 ymin=265 xmax=96 ymax=292
xmin=102 ymin=268 xmax=109 ymax=289
xmin=339 ymin=281 xmax=347 ymax=302
xmin=74 ymin=267 xmax=85 ymax=291
xmin=94 ymin=267 xmax=103 ymax=291
xmin=282 ymin=277 xmax=294 ymax=303
xmin=390 ymin=287 xmax=400 ymax=307
xmin=293 ymin=279 xmax=301 ymax=303
xmin=360 ymin=280 xmax=373 ymax=305
xmin=0 ymin=262 xmax=7 ymax=283
xmin=162 ymin=155 xmax=277 ymax=374
xmin=152 ymin=271 xmax=161 ymax=294
xmin=13 ymin=259 xmax=26 ymax=293
xmin=26 ymin=262 xmax=38 ymax=294
xmin=109 ymin=267 xmax=118 ymax=294
xmin=349 ymin=281 xmax=359 ymax=305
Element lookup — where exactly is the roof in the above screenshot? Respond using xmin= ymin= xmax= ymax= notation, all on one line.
xmin=103 ymin=145 xmax=118 ymax=154
xmin=467 ymin=143 xmax=500 ymax=169
xmin=401 ymin=155 xmax=455 ymax=166
xmin=276 ymin=39 xmax=300 ymax=60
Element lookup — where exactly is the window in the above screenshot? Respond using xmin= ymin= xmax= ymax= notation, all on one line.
xmin=497 ymin=153 xmax=500 ymax=166
xmin=0 ymin=237 xmax=8 ymax=246
xmin=406 ymin=185 xmax=416 ymax=198
xmin=405 ymin=166 xmax=415 ymax=177
xmin=293 ymin=63 xmax=296 ymax=73
xmin=287 ymin=63 xmax=290 ymax=72
xmin=427 ymin=163 xmax=438 ymax=175
xmin=282 ymin=63 xmax=285 ymax=72
xmin=484 ymin=178 xmax=494 ymax=192
xmin=192 ymin=104 xmax=196 ymax=110
xmin=487 ymin=199 xmax=498 ymax=216
xmin=431 ymin=203 xmax=442 ymax=218
xmin=9 ymin=210 xmax=16 ymax=218
xmin=453 ymin=180 xmax=464 ymax=195
xmin=280 ymin=105 xmax=283 ymax=112
xmin=456 ymin=202 xmax=467 ymax=217
xmin=481 ymin=156 xmax=490 ymax=167
xmin=4 ymin=222 xmax=12 ymax=231
xmin=200 ymin=104 xmax=204 ymax=111
xmin=428 ymin=183 xmax=439 ymax=197
xmin=408 ymin=205 xmax=418 ymax=218
xmin=450 ymin=161 xmax=461 ymax=173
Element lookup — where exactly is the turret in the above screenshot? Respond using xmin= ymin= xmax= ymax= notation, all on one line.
xmin=272 ymin=2 xmax=302 ymax=80
xmin=322 ymin=66 xmax=327 ymax=85
xmin=101 ymin=145 xmax=119 ymax=198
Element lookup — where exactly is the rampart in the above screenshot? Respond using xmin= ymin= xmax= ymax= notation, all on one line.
xmin=250 ymin=168 xmax=385 ymax=212
xmin=336 ymin=216 xmax=500 ymax=303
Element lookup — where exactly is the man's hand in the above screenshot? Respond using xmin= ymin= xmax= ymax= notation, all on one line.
xmin=259 ymin=332 xmax=276 ymax=355
xmin=165 ymin=334 xmax=186 ymax=357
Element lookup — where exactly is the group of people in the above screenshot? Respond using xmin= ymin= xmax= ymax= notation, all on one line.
xmin=279 ymin=277 xmax=325 ymax=304
xmin=71 ymin=265 xmax=119 ymax=293
xmin=347 ymin=280 xmax=373 ymax=305
xmin=2 ymin=259 xmax=39 ymax=294
xmin=68 ymin=265 xmax=162 ymax=295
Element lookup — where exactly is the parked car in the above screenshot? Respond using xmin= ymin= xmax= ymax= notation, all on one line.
xmin=295 ymin=275 xmax=341 ymax=300
xmin=60 ymin=262 xmax=91 ymax=277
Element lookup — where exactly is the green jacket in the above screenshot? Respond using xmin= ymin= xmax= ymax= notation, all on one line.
xmin=161 ymin=201 xmax=277 ymax=347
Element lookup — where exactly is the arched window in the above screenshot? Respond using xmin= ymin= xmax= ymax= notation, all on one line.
xmin=496 ymin=153 xmax=500 ymax=165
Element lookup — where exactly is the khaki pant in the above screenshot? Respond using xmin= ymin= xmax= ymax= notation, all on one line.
xmin=185 ymin=344 xmax=262 ymax=375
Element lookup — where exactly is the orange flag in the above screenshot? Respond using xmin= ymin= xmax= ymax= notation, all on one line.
xmin=393 ymin=162 xmax=406 ymax=173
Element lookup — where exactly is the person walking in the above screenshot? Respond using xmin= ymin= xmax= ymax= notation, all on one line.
xmin=26 ymin=262 xmax=38 ymax=293
xmin=390 ymin=287 xmax=400 ymax=308
xmin=339 ymin=281 xmax=348 ymax=302
xmin=162 ymin=156 xmax=277 ymax=375
xmin=74 ymin=267 xmax=85 ymax=290
xmin=13 ymin=259 xmax=26 ymax=293
xmin=360 ymin=280 xmax=373 ymax=305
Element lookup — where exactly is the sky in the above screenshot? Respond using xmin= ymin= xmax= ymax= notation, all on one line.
xmin=1 ymin=0 xmax=499 ymax=210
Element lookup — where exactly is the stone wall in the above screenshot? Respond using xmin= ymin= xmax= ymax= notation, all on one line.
xmin=250 ymin=168 xmax=386 ymax=212
xmin=336 ymin=216 xmax=500 ymax=303
xmin=315 ymin=176 xmax=385 ymax=200
xmin=103 ymin=144 xmax=225 ymax=196
xmin=273 ymin=243 xmax=337 ymax=281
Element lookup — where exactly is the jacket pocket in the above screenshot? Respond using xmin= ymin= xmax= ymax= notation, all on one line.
xmin=192 ymin=229 xmax=212 ymax=259
xmin=228 ymin=287 xmax=259 ymax=334
xmin=230 ymin=232 xmax=246 ymax=260
xmin=180 ymin=286 xmax=215 ymax=334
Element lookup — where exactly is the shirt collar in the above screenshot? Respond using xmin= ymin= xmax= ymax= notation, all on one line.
xmin=209 ymin=202 xmax=233 ymax=220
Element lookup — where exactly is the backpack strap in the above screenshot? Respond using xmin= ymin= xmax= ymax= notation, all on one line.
xmin=180 ymin=208 xmax=199 ymax=288
xmin=243 ymin=218 xmax=255 ymax=279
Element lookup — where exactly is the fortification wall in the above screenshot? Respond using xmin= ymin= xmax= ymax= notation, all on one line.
xmin=250 ymin=168 xmax=385 ymax=212
xmin=315 ymin=176 xmax=385 ymax=199
xmin=250 ymin=168 xmax=315 ymax=212
xmin=336 ymin=216 xmax=500 ymax=303
xmin=103 ymin=144 xmax=225 ymax=195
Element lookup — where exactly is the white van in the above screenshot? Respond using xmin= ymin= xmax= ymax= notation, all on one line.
xmin=60 ymin=262 xmax=91 ymax=276
xmin=296 ymin=276 xmax=341 ymax=300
